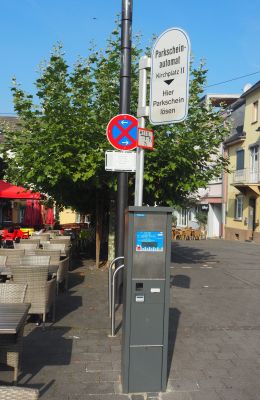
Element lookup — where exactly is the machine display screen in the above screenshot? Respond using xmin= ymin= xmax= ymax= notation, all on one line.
xmin=136 ymin=231 xmax=164 ymax=252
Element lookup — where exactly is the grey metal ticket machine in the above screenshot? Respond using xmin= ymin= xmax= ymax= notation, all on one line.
xmin=121 ymin=206 xmax=172 ymax=393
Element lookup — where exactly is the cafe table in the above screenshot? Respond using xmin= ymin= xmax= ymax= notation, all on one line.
xmin=0 ymin=303 xmax=30 ymax=334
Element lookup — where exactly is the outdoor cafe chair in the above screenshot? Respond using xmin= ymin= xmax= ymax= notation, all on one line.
xmin=0 ymin=283 xmax=28 ymax=384
xmin=24 ymin=249 xmax=61 ymax=263
xmin=0 ymin=386 xmax=39 ymax=400
xmin=14 ymin=243 xmax=39 ymax=250
xmin=42 ymin=242 xmax=68 ymax=257
xmin=50 ymin=237 xmax=71 ymax=244
xmin=0 ymin=249 xmax=25 ymax=257
xmin=0 ymin=283 xmax=27 ymax=303
xmin=180 ymin=228 xmax=193 ymax=240
xmin=22 ymin=250 xmax=67 ymax=294
xmin=0 ymin=250 xmax=25 ymax=267
xmin=0 ymin=255 xmax=7 ymax=266
xmin=19 ymin=255 xmax=51 ymax=266
xmin=19 ymin=238 xmax=40 ymax=246
xmin=55 ymin=256 xmax=70 ymax=295
xmin=11 ymin=265 xmax=56 ymax=329
xmin=31 ymin=233 xmax=50 ymax=241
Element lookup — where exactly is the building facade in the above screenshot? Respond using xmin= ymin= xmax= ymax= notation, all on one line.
xmin=224 ymin=82 xmax=260 ymax=243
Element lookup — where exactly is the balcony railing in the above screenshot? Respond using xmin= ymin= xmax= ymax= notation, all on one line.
xmin=233 ymin=168 xmax=260 ymax=184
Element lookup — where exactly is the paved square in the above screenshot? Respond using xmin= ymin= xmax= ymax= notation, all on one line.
xmin=1 ymin=239 xmax=260 ymax=400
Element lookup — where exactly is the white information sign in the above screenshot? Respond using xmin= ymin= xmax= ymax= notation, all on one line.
xmin=149 ymin=27 xmax=190 ymax=125
xmin=137 ymin=128 xmax=154 ymax=150
xmin=105 ymin=151 xmax=136 ymax=172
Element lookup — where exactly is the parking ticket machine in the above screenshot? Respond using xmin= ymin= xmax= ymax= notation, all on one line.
xmin=121 ymin=206 xmax=172 ymax=393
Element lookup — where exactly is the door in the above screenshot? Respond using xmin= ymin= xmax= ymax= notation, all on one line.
xmin=250 ymin=146 xmax=259 ymax=183
xmin=248 ymin=198 xmax=256 ymax=238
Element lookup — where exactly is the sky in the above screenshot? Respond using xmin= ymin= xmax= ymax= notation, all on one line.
xmin=1 ymin=0 xmax=260 ymax=114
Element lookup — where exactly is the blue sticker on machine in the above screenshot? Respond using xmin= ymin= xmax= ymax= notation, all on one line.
xmin=136 ymin=231 xmax=164 ymax=252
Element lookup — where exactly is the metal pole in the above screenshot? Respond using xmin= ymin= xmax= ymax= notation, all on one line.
xmin=116 ymin=0 xmax=133 ymax=261
xmin=134 ymin=56 xmax=150 ymax=206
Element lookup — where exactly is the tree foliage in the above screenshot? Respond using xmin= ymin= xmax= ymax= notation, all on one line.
xmin=0 ymin=19 xmax=228 ymax=213
xmin=142 ymin=63 xmax=229 ymax=205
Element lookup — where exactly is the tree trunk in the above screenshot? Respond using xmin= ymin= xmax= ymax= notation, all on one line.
xmin=107 ymin=199 xmax=116 ymax=264
xmin=95 ymin=193 xmax=103 ymax=268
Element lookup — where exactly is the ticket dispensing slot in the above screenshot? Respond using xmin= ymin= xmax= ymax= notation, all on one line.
xmin=135 ymin=295 xmax=145 ymax=303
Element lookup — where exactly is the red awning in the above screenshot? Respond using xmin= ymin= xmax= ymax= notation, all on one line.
xmin=0 ymin=180 xmax=41 ymax=199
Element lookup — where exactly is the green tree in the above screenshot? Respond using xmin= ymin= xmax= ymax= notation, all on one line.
xmin=0 ymin=20 xmax=229 ymax=264
xmin=0 ymin=20 xmax=141 ymax=266
xmin=141 ymin=63 xmax=229 ymax=206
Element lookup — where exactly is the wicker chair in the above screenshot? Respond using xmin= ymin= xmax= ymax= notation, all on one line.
xmin=56 ymin=257 xmax=70 ymax=295
xmin=0 ymin=386 xmax=39 ymax=399
xmin=31 ymin=233 xmax=50 ymax=241
xmin=50 ymin=237 xmax=71 ymax=245
xmin=25 ymin=249 xmax=61 ymax=264
xmin=0 ymin=250 xmax=25 ymax=267
xmin=19 ymin=255 xmax=51 ymax=266
xmin=14 ymin=243 xmax=39 ymax=250
xmin=180 ymin=228 xmax=192 ymax=240
xmin=20 ymin=238 xmax=40 ymax=247
xmin=0 ymin=283 xmax=28 ymax=384
xmin=21 ymin=251 xmax=68 ymax=295
xmin=0 ymin=249 xmax=25 ymax=257
xmin=0 ymin=255 xmax=7 ymax=266
xmin=0 ymin=283 xmax=27 ymax=303
xmin=42 ymin=242 xmax=68 ymax=257
xmin=11 ymin=266 xmax=56 ymax=329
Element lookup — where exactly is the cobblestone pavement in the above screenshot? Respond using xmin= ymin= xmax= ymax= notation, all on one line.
xmin=1 ymin=239 xmax=260 ymax=399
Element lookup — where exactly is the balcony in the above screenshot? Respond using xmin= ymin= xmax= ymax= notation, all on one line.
xmin=232 ymin=168 xmax=260 ymax=195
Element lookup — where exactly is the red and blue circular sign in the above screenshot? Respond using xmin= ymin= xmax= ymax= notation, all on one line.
xmin=106 ymin=114 xmax=138 ymax=151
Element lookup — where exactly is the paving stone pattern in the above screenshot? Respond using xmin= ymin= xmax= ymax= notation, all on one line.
xmin=1 ymin=239 xmax=260 ymax=399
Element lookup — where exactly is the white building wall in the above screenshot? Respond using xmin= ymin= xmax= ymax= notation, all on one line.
xmin=207 ymin=183 xmax=222 ymax=198
xmin=208 ymin=204 xmax=222 ymax=237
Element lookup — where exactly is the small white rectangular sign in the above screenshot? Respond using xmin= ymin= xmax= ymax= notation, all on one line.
xmin=149 ymin=27 xmax=191 ymax=125
xmin=137 ymin=128 xmax=154 ymax=150
xmin=105 ymin=151 xmax=136 ymax=172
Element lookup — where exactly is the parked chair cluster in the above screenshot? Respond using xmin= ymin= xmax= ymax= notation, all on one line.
xmin=0 ymin=248 xmax=70 ymax=295
xmin=172 ymin=227 xmax=207 ymax=240
xmin=0 ymin=232 xmax=73 ymax=388
xmin=0 ymin=283 xmax=28 ymax=383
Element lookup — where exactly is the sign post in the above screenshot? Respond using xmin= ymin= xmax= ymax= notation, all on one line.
xmin=149 ymin=28 xmax=190 ymax=125
xmin=134 ymin=56 xmax=151 ymax=206
xmin=116 ymin=0 xmax=133 ymax=270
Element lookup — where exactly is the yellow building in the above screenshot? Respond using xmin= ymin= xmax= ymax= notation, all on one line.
xmin=59 ymin=208 xmax=90 ymax=227
xmin=225 ymin=81 xmax=260 ymax=243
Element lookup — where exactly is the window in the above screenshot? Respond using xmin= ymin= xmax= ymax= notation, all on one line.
xmin=236 ymin=149 xmax=244 ymax=170
xmin=252 ymin=101 xmax=258 ymax=123
xmin=235 ymin=196 xmax=243 ymax=220
xmin=76 ymin=213 xmax=90 ymax=225
xmin=177 ymin=208 xmax=187 ymax=226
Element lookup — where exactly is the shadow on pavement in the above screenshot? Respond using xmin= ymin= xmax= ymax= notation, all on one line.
xmin=170 ymin=274 xmax=190 ymax=288
xmin=55 ymin=294 xmax=83 ymax=323
xmin=10 ymin=326 xmax=73 ymax=393
xmin=167 ymin=307 xmax=181 ymax=381
xmin=171 ymin=241 xmax=217 ymax=264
